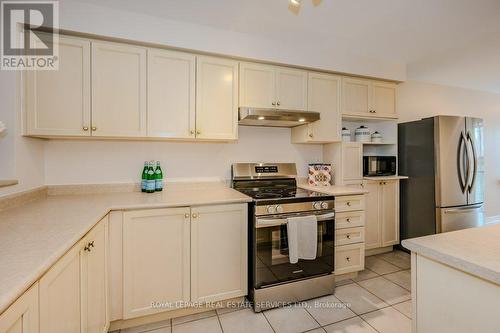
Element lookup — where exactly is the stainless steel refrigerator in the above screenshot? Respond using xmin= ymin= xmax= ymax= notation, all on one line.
xmin=398 ymin=116 xmax=485 ymax=241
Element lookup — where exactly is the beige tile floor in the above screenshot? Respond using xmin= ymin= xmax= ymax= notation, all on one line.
xmin=114 ymin=250 xmax=412 ymax=333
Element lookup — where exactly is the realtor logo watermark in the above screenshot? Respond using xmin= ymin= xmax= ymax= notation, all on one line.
xmin=1 ymin=1 xmax=59 ymax=70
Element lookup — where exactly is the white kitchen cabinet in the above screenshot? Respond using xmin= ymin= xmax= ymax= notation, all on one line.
xmin=147 ymin=49 xmax=196 ymax=139
xmin=341 ymin=143 xmax=363 ymax=184
xmin=291 ymin=72 xmax=341 ymax=143
xmin=39 ymin=217 xmax=109 ymax=333
xmin=196 ymin=56 xmax=239 ymax=140
xmin=81 ymin=218 xmax=109 ymax=333
xmin=25 ymin=34 xmax=91 ymax=137
xmin=122 ymin=208 xmax=191 ymax=319
xmin=275 ymin=67 xmax=308 ymax=110
xmin=364 ymin=179 xmax=400 ymax=250
xmin=342 ymin=77 xmax=397 ymax=119
xmin=190 ymin=204 xmax=248 ymax=303
xmin=239 ymin=63 xmax=276 ymax=109
xmin=91 ymin=41 xmax=147 ymax=137
xmin=239 ymin=62 xmax=307 ymax=110
xmin=39 ymin=239 xmax=82 ymax=333
xmin=0 ymin=283 xmax=39 ymax=333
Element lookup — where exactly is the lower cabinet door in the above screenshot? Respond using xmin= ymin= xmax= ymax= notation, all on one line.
xmin=381 ymin=180 xmax=400 ymax=247
xmin=190 ymin=204 xmax=248 ymax=303
xmin=364 ymin=181 xmax=382 ymax=250
xmin=39 ymin=243 xmax=82 ymax=333
xmin=0 ymin=283 xmax=39 ymax=333
xmin=81 ymin=218 xmax=108 ymax=333
xmin=122 ymin=208 xmax=191 ymax=319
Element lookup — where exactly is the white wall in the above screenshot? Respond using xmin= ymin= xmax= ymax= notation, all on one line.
xmin=44 ymin=126 xmax=323 ymax=184
xmin=0 ymin=72 xmax=45 ymax=197
xmin=397 ymin=80 xmax=500 ymax=217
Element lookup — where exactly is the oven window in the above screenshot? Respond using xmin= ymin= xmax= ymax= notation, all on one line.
xmin=255 ymin=220 xmax=334 ymax=288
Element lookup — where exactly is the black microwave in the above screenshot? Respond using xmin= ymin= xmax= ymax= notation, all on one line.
xmin=363 ymin=156 xmax=397 ymax=176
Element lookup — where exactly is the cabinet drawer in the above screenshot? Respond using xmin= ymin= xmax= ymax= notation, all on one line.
xmin=335 ymin=195 xmax=365 ymax=212
xmin=336 ymin=211 xmax=365 ymax=229
xmin=335 ymin=243 xmax=365 ymax=275
xmin=335 ymin=227 xmax=365 ymax=246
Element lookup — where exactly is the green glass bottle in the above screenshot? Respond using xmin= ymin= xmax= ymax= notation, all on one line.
xmin=154 ymin=161 xmax=163 ymax=191
xmin=146 ymin=161 xmax=156 ymax=193
xmin=141 ymin=161 xmax=148 ymax=192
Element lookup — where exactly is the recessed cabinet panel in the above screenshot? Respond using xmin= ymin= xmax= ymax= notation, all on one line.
xmin=342 ymin=78 xmax=371 ymax=115
xmin=364 ymin=181 xmax=382 ymax=250
xmin=81 ymin=218 xmax=108 ymax=333
xmin=381 ymin=180 xmax=399 ymax=247
xmin=276 ymin=67 xmax=308 ymax=110
xmin=123 ymin=208 xmax=191 ymax=319
xmin=39 ymin=241 xmax=81 ymax=333
xmin=0 ymin=283 xmax=39 ymax=333
xmin=92 ymin=41 xmax=147 ymax=137
xmin=342 ymin=143 xmax=363 ymax=183
xmin=26 ymin=34 xmax=91 ymax=136
xmin=372 ymin=82 xmax=397 ymax=115
xmin=196 ymin=56 xmax=238 ymax=140
xmin=148 ymin=49 xmax=195 ymax=138
xmin=191 ymin=204 xmax=247 ymax=303
xmin=239 ymin=62 xmax=276 ymax=108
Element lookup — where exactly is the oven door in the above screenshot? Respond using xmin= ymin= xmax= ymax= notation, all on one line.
xmin=254 ymin=211 xmax=335 ymax=289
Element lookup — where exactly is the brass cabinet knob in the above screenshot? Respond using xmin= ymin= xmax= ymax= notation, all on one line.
xmin=184 ymin=213 xmax=190 ymax=218
xmin=196 ymin=130 xmax=201 ymax=135
xmin=272 ymin=102 xmax=276 ymax=106
xmin=192 ymin=213 xmax=198 ymax=218
xmin=83 ymin=126 xmax=89 ymax=131
xmin=190 ymin=130 xmax=195 ymax=135
xmin=91 ymin=126 xmax=97 ymax=131
xmin=346 ymin=218 xmax=351 ymax=223
xmin=308 ymin=133 xmax=313 ymax=138
xmin=346 ymin=234 xmax=351 ymax=239
xmin=346 ymin=256 xmax=351 ymax=262
xmin=346 ymin=202 xmax=351 ymax=206
xmin=89 ymin=241 xmax=94 ymax=248
xmin=276 ymin=101 xmax=281 ymax=106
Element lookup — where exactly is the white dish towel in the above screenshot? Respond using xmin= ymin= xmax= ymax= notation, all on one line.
xmin=287 ymin=215 xmax=318 ymax=264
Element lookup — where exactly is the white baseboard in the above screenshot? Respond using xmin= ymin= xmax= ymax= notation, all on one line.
xmin=486 ymin=215 xmax=500 ymax=225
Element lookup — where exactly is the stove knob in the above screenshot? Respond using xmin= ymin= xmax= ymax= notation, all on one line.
xmin=321 ymin=202 xmax=328 ymax=209
xmin=267 ymin=205 xmax=276 ymax=214
xmin=313 ymin=202 xmax=321 ymax=210
xmin=276 ymin=205 xmax=283 ymax=213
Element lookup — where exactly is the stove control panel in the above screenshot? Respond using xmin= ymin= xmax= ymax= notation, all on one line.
xmin=256 ymin=200 xmax=334 ymax=216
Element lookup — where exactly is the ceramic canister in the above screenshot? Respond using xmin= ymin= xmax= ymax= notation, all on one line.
xmin=371 ymin=131 xmax=383 ymax=143
xmin=355 ymin=125 xmax=371 ymax=142
xmin=341 ymin=127 xmax=351 ymax=142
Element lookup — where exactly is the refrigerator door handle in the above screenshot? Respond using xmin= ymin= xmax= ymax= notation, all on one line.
xmin=457 ymin=131 xmax=468 ymax=193
xmin=443 ymin=204 xmax=483 ymax=214
xmin=466 ymin=131 xmax=478 ymax=193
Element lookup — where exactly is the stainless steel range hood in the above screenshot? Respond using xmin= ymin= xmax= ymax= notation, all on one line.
xmin=238 ymin=107 xmax=320 ymax=128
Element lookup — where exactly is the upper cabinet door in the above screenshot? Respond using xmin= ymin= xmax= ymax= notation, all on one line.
xmin=342 ymin=77 xmax=371 ymax=115
xmin=148 ymin=49 xmax=196 ymax=139
xmin=26 ymin=34 xmax=91 ymax=136
xmin=91 ymin=41 xmax=147 ymax=137
xmin=239 ymin=62 xmax=276 ymax=108
xmin=372 ymin=81 xmax=397 ymax=116
xmin=276 ymin=67 xmax=308 ymax=110
xmin=196 ymin=56 xmax=238 ymax=140
xmin=306 ymin=72 xmax=341 ymax=142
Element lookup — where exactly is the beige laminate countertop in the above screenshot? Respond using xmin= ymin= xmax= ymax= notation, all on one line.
xmin=298 ymin=182 xmax=369 ymax=196
xmin=402 ymin=224 xmax=500 ymax=285
xmin=0 ymin=183 xmax=251 ymax=314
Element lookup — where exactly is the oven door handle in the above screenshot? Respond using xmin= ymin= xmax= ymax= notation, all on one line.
xmin=256 ymin=211 xmax=335 ymax=228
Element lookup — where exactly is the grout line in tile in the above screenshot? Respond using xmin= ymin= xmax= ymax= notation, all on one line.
xmin=390 ymin=300 xmax=413 ymax=320
xmin=215 ymin=311 xmax=224 ymax=333
xmin=261 ymin=310 xmax=277 ymax=333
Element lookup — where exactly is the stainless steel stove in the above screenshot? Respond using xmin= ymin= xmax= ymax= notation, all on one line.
xmin=232 ymin=163 xmax=336 ymax=312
